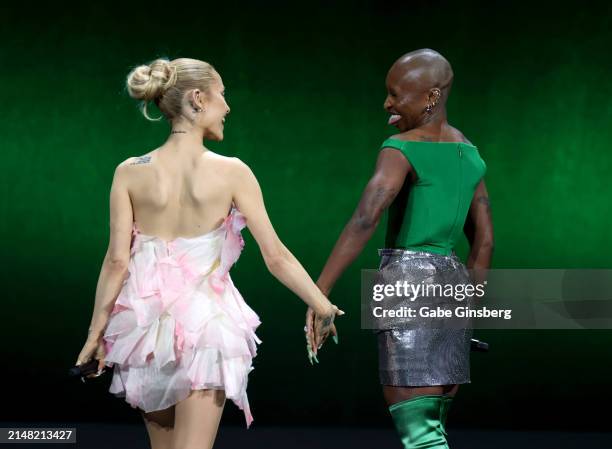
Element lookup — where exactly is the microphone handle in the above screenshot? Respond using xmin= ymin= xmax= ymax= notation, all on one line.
xmin=68 ymin=359 xmax=99 ymax=378
xmin=470 ymin=338 xmax=489 ymax=352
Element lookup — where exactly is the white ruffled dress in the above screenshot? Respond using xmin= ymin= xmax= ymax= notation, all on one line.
xmin=102 ymin=207 xmax=261 ymax=427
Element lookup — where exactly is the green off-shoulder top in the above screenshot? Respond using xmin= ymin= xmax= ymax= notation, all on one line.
xmin=381 ymin=138 xmax=487 ymax=256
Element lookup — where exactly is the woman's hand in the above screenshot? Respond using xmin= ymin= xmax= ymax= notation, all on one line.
xmin=304 ymin=303 xmax=344 ymax=364
xmin=75 ymin=335 xmax=107 ymax=379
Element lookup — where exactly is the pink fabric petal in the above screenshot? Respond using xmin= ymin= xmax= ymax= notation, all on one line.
xmin=103 ymin=206 xmax=260 ymax=427
xmin=208 ymin=208 xmax=247 ymax=294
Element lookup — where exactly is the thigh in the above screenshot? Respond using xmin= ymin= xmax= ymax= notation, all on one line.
xmin=141 ymin=406 xmax=175 ymax=449
xmin=173 ymin=389 xmax=226 ymax=449
xmin=383 ymin=384 xmax=459 ymax=407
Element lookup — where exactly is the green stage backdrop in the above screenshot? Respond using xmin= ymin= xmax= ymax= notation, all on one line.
xmin=2 ymin=0 xmax=611 ymax=430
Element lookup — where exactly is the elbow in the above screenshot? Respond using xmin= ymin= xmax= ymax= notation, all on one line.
xmin=469 ymin=238 xmax=494 ymax=261
xmin=104 ymin=247 xmax=130 ymax=272
xmin=262 ymin=247 xmax=289 ymax=275
xmin=352 ymin=211 xmax=380 ymax=232
xmin=483 ymin=229 xmax=495 ymax=249
xmin=473 ymin=225 xmax=494 ymax=253
xmin=106 ymin=257 xmax=129 ymax=272
xmin=479 ymin=236 xmax=495 ymax=255
xmin=264 ymin=253 xmax=286 ymax=275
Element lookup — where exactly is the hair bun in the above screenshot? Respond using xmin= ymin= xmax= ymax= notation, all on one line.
xmin=126 ymin=58 xmax=178 ymax=102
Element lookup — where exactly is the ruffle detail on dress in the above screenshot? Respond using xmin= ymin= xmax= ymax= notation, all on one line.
xmin=208 ymin=209 xmax=247 ymax=294
xmin=102 ymin=207 xmax=261 ymax=427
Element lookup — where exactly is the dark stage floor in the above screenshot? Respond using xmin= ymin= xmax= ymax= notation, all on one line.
xmin=2 ymin=423 xmax=610 ymax=449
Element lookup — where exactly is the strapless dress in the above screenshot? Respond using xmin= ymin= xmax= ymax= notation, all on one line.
xmin=102 ymin=207 xmax=261 ymax=427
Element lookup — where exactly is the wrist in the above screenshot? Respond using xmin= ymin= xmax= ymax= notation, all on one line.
xmin=313 ymin=300 xmax=333 ymax=316
xmin=87 ymin=327 xmax=104 ymax=342
xmin=316 ymin=281 xmax=331 ymax=297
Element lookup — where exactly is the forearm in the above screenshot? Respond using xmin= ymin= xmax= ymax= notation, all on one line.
xmin=87 ymin=253 xmax=129 ymax=340
xmin=466 ymin=233 xmax=494 ymax=270
xmin=317 ymin=215 xmax=378 ymax=295
xmin=266 ymin=244 xmax=331 ymax=314
xmin=466 ymin=234 xmax=494 ymax=287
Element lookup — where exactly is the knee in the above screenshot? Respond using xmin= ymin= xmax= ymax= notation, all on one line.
xmin=383 ymin=385 xmax=447 ymax=407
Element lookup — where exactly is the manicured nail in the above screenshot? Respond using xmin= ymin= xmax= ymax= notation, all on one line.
xmin=332 ymin=335 xmax=339 ymax=344
xmin=313 ymin=353 xmax=319 ymax=364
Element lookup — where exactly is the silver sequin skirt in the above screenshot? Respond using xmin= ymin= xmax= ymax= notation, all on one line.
xmin=376 ymin=248 xmax=472 ymax=386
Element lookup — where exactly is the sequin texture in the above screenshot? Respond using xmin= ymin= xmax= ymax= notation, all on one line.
xmin=376 ymin=248 xmax=472 ymax=386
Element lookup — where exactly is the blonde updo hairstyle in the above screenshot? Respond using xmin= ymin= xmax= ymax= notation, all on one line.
xmin=126 ymin=57 xmax=217 ymax=122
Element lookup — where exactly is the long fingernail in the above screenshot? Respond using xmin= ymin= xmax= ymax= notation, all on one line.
xmin=313 ymin=353 xmax=319 ymax=364
xmin=333 ymin=335 xmax=339 ymax=344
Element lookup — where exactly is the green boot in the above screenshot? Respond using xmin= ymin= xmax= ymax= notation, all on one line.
xmin=439 ymin=395 xmax=454 ymax=439
xmin=389 ymin=395 xmax=451 ymax=449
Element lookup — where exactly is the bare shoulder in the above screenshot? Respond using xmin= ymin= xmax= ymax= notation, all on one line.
xmin=121 ymin=150 xmax=156 ymax=167
xmin=204 ymin=152 xmax=257 ymax=186
xmin=111 ymin=152 xmax=156 ymax=188
xmin=114 ymin=151 xmax=155 ymax=178
xmin=203 ymin=151 xmax=249 ymax=173
xmin=446 ymin=126 xmax=474 ymax=145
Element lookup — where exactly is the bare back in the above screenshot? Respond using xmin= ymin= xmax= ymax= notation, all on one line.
xmin=123 ymin=147 xmax=237 ymax=241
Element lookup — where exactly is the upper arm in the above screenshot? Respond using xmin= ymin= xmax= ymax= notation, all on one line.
xmin=231 ymin=159 xmax=283 ymax=261
xmin=465 ymin=179 xmax=494 ymax=243
xmin=106 ymin=162 xmax=134 ymax=265
xmin=353 ymin=148 xmax=412 ymax=226
xmin=371 ymin=147 xmax=413 ymax=191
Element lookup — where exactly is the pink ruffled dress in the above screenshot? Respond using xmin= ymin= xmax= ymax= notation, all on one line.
xmin=102 ymin=207 xmax=261 ymax=427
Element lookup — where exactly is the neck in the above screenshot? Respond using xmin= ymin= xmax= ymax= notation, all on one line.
xmin=162 ymin=120 xmax=209 ymax=157
xmin=417 ymin=107 xmax=448 ymax=134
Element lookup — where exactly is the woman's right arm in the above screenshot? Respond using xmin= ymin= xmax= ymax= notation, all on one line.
xmin=231 ymin=159 xmax=339 ymax=336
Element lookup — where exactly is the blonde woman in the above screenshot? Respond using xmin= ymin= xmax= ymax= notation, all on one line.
xmin=74 ymin=57 xmax=342 ymax=449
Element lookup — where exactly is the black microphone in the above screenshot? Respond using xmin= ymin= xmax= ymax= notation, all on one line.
xmin=470 ymin=338 xmax=489 ymax=352
xmin=68 ymin=359 xmax=101 ymax=378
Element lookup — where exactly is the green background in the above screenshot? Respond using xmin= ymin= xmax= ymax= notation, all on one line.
xmin=2 ymin=0 xmax=611 ymax=430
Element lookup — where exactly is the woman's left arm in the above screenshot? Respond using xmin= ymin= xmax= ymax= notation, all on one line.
xmin=464 ymin=179 xmax=494 ymax=272
xmin=85 ymin=162 xmax=134 ymax=343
